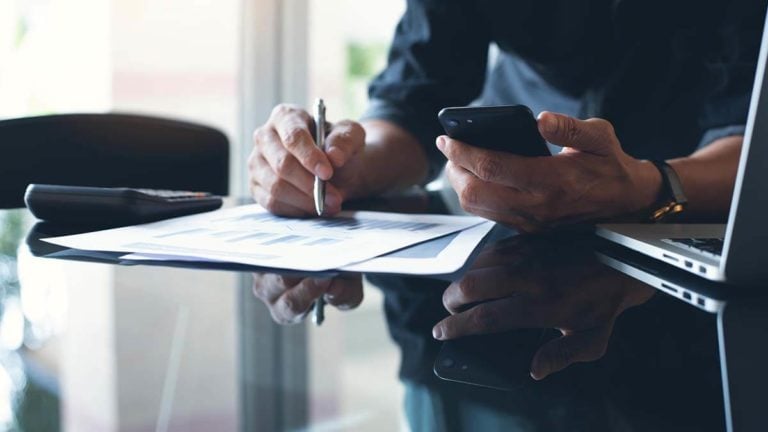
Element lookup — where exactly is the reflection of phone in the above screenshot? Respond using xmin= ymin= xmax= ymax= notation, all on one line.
xmin=433 ymin=330 xmax=557 ymax=391
xmin=438 ymin=105 xmax=550 ymax=157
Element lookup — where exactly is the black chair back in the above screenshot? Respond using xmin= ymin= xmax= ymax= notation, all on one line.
xmin=0 ymin=113 xmax=229 ymax=208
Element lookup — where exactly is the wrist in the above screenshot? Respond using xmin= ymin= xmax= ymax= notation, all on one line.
xmin=627 ymin=159 xmax=664 ymax=213
xmin=352 ymin=142 xmax=429 ymax=198
xmin=358 ymin=120 xmax=430 ymax=194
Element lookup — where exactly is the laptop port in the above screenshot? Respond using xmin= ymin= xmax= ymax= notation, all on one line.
xmin=683 ymin=292 xmax=692 ymax=301
xmin=685 ymin=261 xmax=693 ymax=269
xmin=660 ymin=283 xmax=678 ymax=293
xmin=662 ymin=254 xmax=679 ymax=263
xmin=697 ymin=297 xmax=706 ymax=307
xmin=699 ymin=265 xmax=707 ymax=274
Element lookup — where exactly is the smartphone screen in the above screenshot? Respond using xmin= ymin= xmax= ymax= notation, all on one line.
xmin=438 ymin=105 xmax=550 ymax=157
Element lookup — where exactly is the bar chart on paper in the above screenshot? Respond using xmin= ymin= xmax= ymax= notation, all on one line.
xmin=43 ymin=204 xmax=485 ymax=271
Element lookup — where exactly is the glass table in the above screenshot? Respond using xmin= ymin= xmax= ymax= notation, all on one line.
xmin=0 ymin=193 xmax=764 ymax=432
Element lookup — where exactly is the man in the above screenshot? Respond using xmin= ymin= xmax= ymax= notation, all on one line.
xmin=249 ymin=0 xmax=763 ymax=230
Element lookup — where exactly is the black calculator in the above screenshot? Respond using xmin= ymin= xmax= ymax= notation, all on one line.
xmin=24 ymin=184 xmax=224 ymax=226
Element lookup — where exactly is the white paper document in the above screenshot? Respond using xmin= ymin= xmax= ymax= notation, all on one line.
xmin=43 ymin=204 xmax=485 ymax=272
xmin=122 ymin=221 xmax=496 ymax=275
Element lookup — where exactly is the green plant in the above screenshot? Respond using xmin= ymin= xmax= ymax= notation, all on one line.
xmin=347 ymin=42 xmax=388 ymax=80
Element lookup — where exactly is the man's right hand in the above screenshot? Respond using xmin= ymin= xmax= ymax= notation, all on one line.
xmin=249 ymin=104 xmax=367 ymax=217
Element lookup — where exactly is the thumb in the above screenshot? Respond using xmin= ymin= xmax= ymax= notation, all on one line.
xmin=325 ymin=120 xmax=365 ymax=168
xmin=529 ymin=325 xmax=612 ymax=380
xmin=537 ymin=111 xmax=616 ymax=156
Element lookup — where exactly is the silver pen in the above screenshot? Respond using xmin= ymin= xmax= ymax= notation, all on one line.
xmin=313 ymin=99 xmax=327 ymax=216
xmin=312 ymin=296 xmax=326 ymax=326
xmin=312 ymin=99 xmax=327 ymax=326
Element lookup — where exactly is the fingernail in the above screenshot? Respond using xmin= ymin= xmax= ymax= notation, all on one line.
xmin=432 ymin=326 xmax=444 ymax=340
xmin=315 ymin=163 xmax=332 ymax=180
xmin=436 ymin=136 xmax=446 ymax=151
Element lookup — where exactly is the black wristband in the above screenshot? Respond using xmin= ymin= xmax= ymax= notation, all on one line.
xmin=649 ymin=160 xmax=687 ymax=221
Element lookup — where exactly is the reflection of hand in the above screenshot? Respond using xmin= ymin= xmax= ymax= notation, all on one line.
xmin=251 ymin=273 xmax=363 ymax=324
xmin=249 ymin=104 xmax=367 ymax=216
xmin=431 ymin=237 xmax=655 ymax=380
xmin=437 ymin=112 xmax=662 ymax=232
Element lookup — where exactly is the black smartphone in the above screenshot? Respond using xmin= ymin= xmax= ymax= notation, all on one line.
xmin=433 ymin=329 xmax=558 ymax=391
xmin=438 ymin=105 xmax=550 ymax=157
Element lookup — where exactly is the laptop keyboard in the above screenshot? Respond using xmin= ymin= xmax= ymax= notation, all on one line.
xmin=663 ymin=238 xmax=724 ymax=258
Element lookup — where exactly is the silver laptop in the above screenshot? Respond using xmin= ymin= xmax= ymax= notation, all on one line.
xmin=595 ymin=246 xmax=726 ymax=313
xmin=597 ymin=10 xmax=768 ymax=284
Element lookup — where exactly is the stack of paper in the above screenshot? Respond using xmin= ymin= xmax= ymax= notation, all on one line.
xmin=43 ymin=204 xmax=494 ymax=274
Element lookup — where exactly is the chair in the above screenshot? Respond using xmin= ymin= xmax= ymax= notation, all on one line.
xmin=0 ymin=113 xmax=229 ymax=209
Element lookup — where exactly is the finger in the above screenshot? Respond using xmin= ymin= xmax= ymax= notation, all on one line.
xmin=325 ymin=120 xmax=365 ymax=168
xmin=432 ymin=296 xmax=552 ymax=340
xmin=324 ymin=276 xmax=364 ymax=310
xmin=258 ymin=126 xmax=315 ymax=191
xmin=251 ymin=183 xmax=312 ymax=217
xmin=258 ymin=137 xmax=345 ymax=213
xmin=536 ymin=112 xmax=615 ymax=156
xmin=445 ymin=162 xmax=543 ymax=217
xmin=274 ymin=278 xmax=333 ymax=324
xmin=252 ymin=156 xmax=340 ymax=214
xmin=445 ymin=163 xmax=541 ymax=231
xmin=437 ymin=135 xmax=550 ymax=189
xmin=529 ymin=324 xmax=613 ymax=380
xmin=443 ymin=266 xmax=539 ymax=314
xmin=273 ymin=112 xmax=333 ymax=180
xmin=459 ymin=205 xmax=542 ymax=233
xmin=251 ymin=273 xmax=303 ymax=305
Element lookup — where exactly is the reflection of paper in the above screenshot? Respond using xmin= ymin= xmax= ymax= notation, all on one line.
xmin=122 ymin=221 xmax=496 ymax=275
xmin=341 ymin=221 xmax=494 ymax=274
xmin=43 ymin=204 xmax=485 ymax=272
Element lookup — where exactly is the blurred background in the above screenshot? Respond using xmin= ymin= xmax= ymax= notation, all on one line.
xmin=0 ymin=0 xmax=407 ymax=430
xmin=0 ymin=0 xmax=404 ymax=189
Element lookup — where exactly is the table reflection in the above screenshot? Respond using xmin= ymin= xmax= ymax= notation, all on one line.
xmin=251 ymin=231 xmax=725 ymax=432
xmin=251 ymin=273 xmax=363 ymax=325
xmin=12 ymin=195 xmax=731 ymax=431
xmin=432 ymin=234 xmax=656 ymax=381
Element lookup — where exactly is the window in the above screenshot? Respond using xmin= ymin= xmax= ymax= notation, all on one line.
xmin=305 ymin=2 xmax=407 ymax=430
xmin=0 ymin=0 xmax=242 ymax=189
xmin=307 ymin=0 xmax=404 ymax=119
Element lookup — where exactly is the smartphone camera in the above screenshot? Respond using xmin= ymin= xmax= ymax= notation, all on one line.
xmin=439 ymin=357 xmax=456 ymax=368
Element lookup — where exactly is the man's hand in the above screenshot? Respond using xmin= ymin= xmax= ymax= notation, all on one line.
xmin=431 ymin=236 xmax=655 ymax=380
xmin=251 ymin=273 xmax=363 ymax=324
xmin=437 ymin=111 xmax=662 ymax=231
xmin=249 ymin=104 xmax=368 ymax=216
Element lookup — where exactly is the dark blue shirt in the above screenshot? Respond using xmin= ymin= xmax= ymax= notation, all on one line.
xmin=364 ymin=0 xmax=766 ymax=181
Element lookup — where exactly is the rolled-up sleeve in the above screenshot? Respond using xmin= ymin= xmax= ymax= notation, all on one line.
xmin=361 ymin=0 xmax=491 ymax=182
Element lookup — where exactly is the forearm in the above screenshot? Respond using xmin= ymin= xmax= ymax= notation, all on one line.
xmin=668 ymin=135 xmax=743 ymax=217
xmin=355 ymin=119 xmax=431 ymax=196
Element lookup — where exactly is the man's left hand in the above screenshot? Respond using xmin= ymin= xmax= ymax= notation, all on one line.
xmin=437 ymin=111 xmax=662 ymax=232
